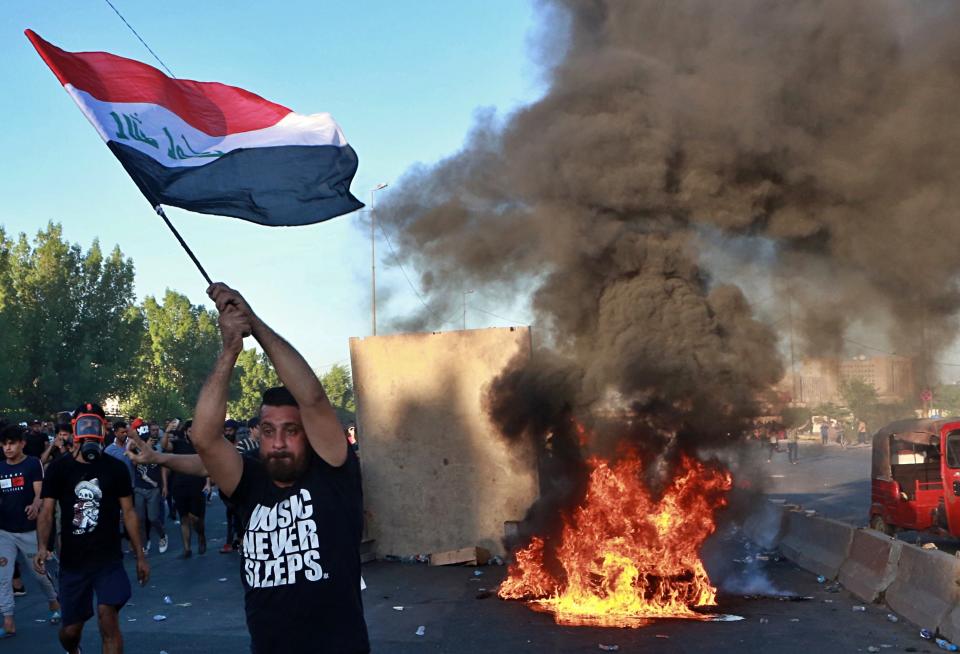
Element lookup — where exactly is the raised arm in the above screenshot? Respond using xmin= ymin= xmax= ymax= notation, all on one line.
xmin=208 ymin=283 xmax=347 ymax=467
xmin=190 ymin=303 xmax=247 ymax=496
xmin=40 ymin=437 xmax=60 ymax=466
xmin=126 ymin=432 xmax=211 ymax=477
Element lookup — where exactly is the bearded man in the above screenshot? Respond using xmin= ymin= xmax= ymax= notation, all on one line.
xmin=189 ymin=283 xmax=367 ymax=653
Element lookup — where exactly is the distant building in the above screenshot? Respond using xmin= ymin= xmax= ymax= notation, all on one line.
xmin=782 ymin=355 xmax=916 ymax=406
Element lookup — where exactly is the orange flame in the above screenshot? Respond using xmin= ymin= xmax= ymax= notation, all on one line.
xmin=498 ymin=453 xmax=732 ymax=627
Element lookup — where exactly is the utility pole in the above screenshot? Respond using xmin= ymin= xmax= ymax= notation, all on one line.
xmin=787 ymin=295 xmax=799 ymax=403
xmin=369 ymin=183 xmax=388 ymax=336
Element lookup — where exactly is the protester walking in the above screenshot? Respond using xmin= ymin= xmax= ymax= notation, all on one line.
xmin=34 ymin=402 xmax=148 ymax=654
xmin=0 ymin=424 xmax=60 ymax=637
xmin=132 ymin=439 xmax=169 ymax=555
xmin=787 ymin=428 xmax=799 ymax=464
xmin=163 ymin=422 xmax=207 ymax=558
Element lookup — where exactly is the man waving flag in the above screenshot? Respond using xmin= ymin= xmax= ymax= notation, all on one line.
xmin=25 ymin=29 xmax=363 ymax=227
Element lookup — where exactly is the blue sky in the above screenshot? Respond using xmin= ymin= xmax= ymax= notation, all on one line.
xmin=1 ymin=1 xmax=543 ymax=371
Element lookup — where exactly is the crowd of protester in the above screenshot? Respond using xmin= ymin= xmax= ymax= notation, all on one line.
xmin=0 ymin=412 xmax=265 ymax=637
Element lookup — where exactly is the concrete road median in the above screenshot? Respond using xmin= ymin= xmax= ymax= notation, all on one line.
xmin=885 ymin=543 xmax=960 ymax=634
xmin=837 ymin=528 xmax=902 ymax=603
xmin=778 ymin=511 xmax=855 ymax=579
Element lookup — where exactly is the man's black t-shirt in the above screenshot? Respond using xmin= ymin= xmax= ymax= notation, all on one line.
xmin=228 ymin=448 xmax=368 ymax=654
xmin=41 ymin=454 xmax=133 ymax=570
xmin=169 ymin=437 xmax=206 ymax=494
xmin=23 ymin=431 xmax=49 ymax=459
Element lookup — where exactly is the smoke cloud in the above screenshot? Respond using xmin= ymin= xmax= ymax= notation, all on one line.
xmin=378 ymin=0 xmax=960 ymax=527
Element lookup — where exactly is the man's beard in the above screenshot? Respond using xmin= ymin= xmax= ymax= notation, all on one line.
xmin=264 ymin=453 xmax=308 ymax=484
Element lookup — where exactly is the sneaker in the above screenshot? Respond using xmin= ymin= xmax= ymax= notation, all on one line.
xmin=158 ymin=536 xmax=169 ymax=554
xmin=144 ymin=540 xmax=151 ymax=553
xmin=49 ymin=610 xmax=61 ymax=625
xmin=219 ymin=543 xmax=233 ymax=554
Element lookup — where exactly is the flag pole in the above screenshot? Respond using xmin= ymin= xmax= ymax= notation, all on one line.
xmin=154 ymin=205 xmax=213 ymax=285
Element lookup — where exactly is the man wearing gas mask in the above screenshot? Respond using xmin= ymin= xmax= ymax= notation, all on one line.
xmin=33 ymin=402 xmax=149 ymax=654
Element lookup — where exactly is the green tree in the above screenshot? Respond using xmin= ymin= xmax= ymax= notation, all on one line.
xmin=932 ymin=384 xmax=960 ymax=417
xmin=839 ymin=378 xmax=880 ymax=424
xmin=0 ymin=223 xmax=141 ymax=415
xmin=320 ymin=363 xmax=355 ymax=424
xmin=123 ymin=290 xmax=222 ymax=420
xmin=781 ymin=405 xmax=812 ymax=430
xmin=228 ymin=349 xmax=280 ymax=420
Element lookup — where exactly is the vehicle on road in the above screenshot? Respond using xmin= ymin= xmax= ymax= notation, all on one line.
xmin=870 ymin=418 xmax=960 ymax=537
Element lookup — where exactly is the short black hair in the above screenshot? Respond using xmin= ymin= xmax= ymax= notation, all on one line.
xmin=0 ymin=424 xmax=25 ymax=443
xmin=56 ymin=423 xmax=72 ymax=434
xmin=260 ymin=387 xmax=298 ymax=411
xmin=113 ymin=420 xmax=127 ymax=430
xmin=247 ymin=416 xmax=261 ymax=429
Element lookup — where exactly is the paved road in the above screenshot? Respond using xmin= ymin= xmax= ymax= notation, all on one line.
xmin=4 ymin=498 xmax=940 ymax=654
xmin=763 ymin=440 xmax=873 ymax=525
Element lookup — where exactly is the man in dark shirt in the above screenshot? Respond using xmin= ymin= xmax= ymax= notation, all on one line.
xmin=163 ymin=422 xmax=208 ymax=558
xmin=0 ymin=425 xmax=60 ymax=636
xmin=194 ymin=283 xmax=368 ymax=654
xmin=34 ymin=402 xmax=149 ymax=654
xmin=40 ymin=423 xmax=74 ymax=468
xmin=133 ymin=441 xmax=168 ymax=556
xmin=23 ymin=420 xmax=49 ymax=459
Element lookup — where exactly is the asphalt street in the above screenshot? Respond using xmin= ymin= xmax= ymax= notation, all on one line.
xmin=763 ymin=439 xmax=873 ymax=525
xmin=3 ymin=444 xmax=945 ymax=653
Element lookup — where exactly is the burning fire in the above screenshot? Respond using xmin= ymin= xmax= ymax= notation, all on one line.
xmin=499 ymin=453 xmax=732 ymax=627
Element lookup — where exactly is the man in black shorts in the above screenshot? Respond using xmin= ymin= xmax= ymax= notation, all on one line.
xmin=34 ymin=402 xmax=149 ymax=654
xmin=193 ymin=283 xmax=369 ymax=653
xmin=162 ymin=422 xmax=207 ymax=558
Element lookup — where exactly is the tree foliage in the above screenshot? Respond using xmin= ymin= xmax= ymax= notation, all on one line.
xmin=839 ymin=378 xmax=880 ymax=422
xmin=228 ymin=349 xmax=280 ymax=421
xmin=320 ymin=364 xmax=355 ymax=425
xmin=0 ymin=223 xmax=343 ymax=426
xmin=932 ymin=384 xmax=960 ymax=417
xmin=0 ymin=223 xmax=141 ymax=415
xmin=122 ymin=290 xmax=224 ymax=420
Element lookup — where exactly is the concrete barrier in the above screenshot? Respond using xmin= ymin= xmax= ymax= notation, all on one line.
xmin=885 ymin=544 xmax=960 ymax=634
xmin=778 ymin=512 xmax=855 ymax=579
xmin=837 ymin=529 xmax=903 ymax=603
xmin=742 ymin=501 xmax=787 ymax=549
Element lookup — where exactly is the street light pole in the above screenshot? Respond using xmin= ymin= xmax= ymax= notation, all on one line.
xmin=370 ymin=183 xmax=388 ymax=336
xmin=462 ymin=290 xmax=474 ymax=330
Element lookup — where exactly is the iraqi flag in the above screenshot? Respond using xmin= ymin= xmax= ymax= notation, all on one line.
xmin=26 ymin=30 xmax=363 ymax=226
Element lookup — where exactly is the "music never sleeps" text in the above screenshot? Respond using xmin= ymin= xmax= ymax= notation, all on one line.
xmin=242 ymin=489 xmax=327 ymax=588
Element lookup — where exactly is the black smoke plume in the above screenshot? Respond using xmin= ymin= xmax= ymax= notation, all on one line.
xmin=378 ymin=0 xmax=960 ymax=538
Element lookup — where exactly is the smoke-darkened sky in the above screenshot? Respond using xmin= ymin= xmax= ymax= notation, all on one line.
xmin=380 ymin=0 xmax=960 ymax=444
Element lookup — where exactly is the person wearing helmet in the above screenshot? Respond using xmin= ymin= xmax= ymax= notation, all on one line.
xmin=33 ymin=402 xmax=149 ymax=654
